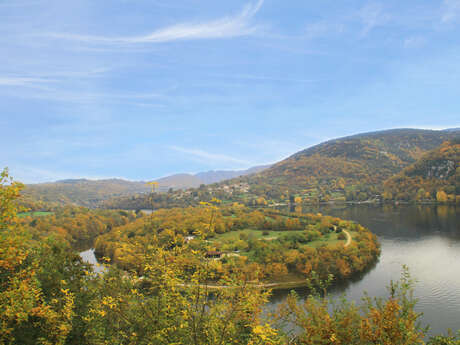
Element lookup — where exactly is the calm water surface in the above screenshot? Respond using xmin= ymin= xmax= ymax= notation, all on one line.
xmin=79 ymin=248 xmax=106 ymax=274
xmin=269 ymin=204 xmax=459 ymax=336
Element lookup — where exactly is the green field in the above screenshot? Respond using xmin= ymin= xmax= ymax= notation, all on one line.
xmin=213 ymin=228 xmax=350 ymax=248
xmin=307 ymin=231 xmax=343 ymax=248
xmin=17 ymin=211 xmax=54 ymax=218
xmin=214 ymin=229 xmax=301 ymax=241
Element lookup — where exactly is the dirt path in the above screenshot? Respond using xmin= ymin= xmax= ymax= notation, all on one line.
xmin=343 ymin=229 xmax=352 ymax=247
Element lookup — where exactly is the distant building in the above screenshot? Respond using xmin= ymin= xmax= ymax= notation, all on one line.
xmin=185 ymin=235 xmax=195 ymax=242
xmin=205 ymin=251 xmax=222 ymax=259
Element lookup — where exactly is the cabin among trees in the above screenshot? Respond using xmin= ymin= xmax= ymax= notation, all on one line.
xmin=205 ymin=250 xmax=223 ymax=259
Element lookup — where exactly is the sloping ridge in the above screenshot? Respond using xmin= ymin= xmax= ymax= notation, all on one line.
xmin=156 ymin=174 xmax=204 ymax=191
xmin=383 ymin=139 xmax=459 ymax=201
xmin=235 ymin=128 xmax=459 ymax=201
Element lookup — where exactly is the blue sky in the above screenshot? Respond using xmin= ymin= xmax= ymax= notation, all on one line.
xmin=1 ymin=0 xmax=459 ymax=183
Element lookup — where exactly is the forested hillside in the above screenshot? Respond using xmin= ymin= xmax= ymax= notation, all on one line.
xmin=23 ymin=179 xmax=150 ymax=207
xmin=229 ymin=128 xmax=459 ymax=202
xmin=383 ymin=139 xmax=460 ymax=202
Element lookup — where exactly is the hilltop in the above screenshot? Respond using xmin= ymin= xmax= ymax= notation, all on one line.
xmin=155 ymin=174 xmax=203 ymax=191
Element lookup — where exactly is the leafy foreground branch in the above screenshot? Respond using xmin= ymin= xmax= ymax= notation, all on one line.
xmin=1 ymin=168 xmax=459 ymax=344
xmin=84 ymin=246 xmax=280 ymax=345
xmin=276 ymin=267 xmax=431 ymax=344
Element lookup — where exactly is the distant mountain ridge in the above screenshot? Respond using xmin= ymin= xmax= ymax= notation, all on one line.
xmin=156 ymin=174 xmax=203 ymax=191
xmin=153 ymin=165 xmax=272 ymax=191
xmin=195 ymin=165 xmax=271 ymax=184
xmin=23 ymin=165 xmax=272 ymax=207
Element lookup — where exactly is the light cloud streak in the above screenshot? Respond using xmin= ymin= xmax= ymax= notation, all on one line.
xmin=442 ymin=0 xmax=460 ymax=23
xmin=303 ymin=21 xmax=345 ymax=40
xmin=233 ymin=138 xmax=305 ymax=162
xmin=43 ymin=0 xmax=264 ymax=45
xmin=0 ymin=68 xmax=109 ymax=88
xmin=403 ymin=36 xmax=426 ymax=49
xmin=0 ymin=76 xmax=54 ymax=86
xmin=0 ymin=75 xmax=170 ymax=104
xmin=21 ymin=89 xmax=168 ymax=104
xmin=0 ymin=1 xmax=43 ymax=7
xmin=169 ymin=146 xmax=251 ymax=166
xmin=358 ymin=2 xmax=389 ymax=35
xmin=9 ymin=165 xmax=123 ymax=184
xmin=212 ymin=73 xmax=323 ymax=84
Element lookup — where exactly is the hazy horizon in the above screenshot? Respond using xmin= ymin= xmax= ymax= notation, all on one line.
xmin=19 ymin=126 xmax=458 ymax=184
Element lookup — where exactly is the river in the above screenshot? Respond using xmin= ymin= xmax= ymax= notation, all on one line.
xmin=269 ymin=204 xmax=460 ymax=337
xmin=80 ymin=204 xmax=459 ymax=337
xmin=79 ymin=248 xmax=106 ymax=274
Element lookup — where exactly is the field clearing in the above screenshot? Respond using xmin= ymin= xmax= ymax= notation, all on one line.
xmin=214 ymin=229 xmax=301 ymax=241
xmin=213 ymin=228 xmax=352 ymax=248
xmin=18 ymin=211 xmax=54 ymax=218
xmin=307 ymin=231 xmax=343 ymax=248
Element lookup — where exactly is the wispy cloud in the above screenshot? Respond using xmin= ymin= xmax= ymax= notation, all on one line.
xmin=0 ymin=68 xmax=110 ymax=88
xmin=0 ymin=73 xmax=172 ymax=105
xmin=0 ymin=76 xmax=54 ymax=87
xmin=0 ymin=1 xmax=43 ymax=8
xmin=42 ymin=0 xmax=264 ymax=45
xmin=169 ymin=146 xmax=251 ymax=166
xmin=212 ymin=73 xmax=323 ymax=84
xmin=403 ymin=36 xmax=426 ymax=49
xmin=233 ymin=138 xmax=305 ymax=161
xmin=404 ymin=124 xmax=460 ymax=131
xmin=8 ymin=165 xmax=121 ymax=184
xmin=441 ymin=0 xmax=460 ymax=23
xmin=276 ymin=2 xmax=389 ymax=42
xmin=17 ymin=89 xmax=168 ymax=104
xmin=358 ymin=2 xmax=389 ymax=36
xmin=303 ymin=21 xmax=345 ymax=40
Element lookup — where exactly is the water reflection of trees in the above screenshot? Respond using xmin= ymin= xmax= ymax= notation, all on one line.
xmin=283 ymin=204 xmax=459 ymax=238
